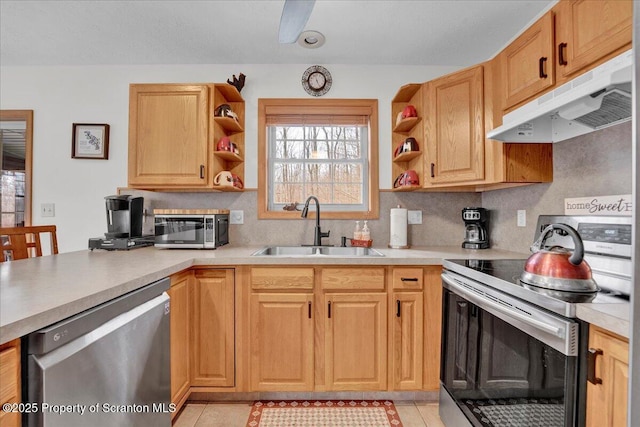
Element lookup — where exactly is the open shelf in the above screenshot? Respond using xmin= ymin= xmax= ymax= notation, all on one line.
xmin=393 ymin=150 xmax=422 ymax=163
xmin=214 ymin=116 xmax=244 ymax=133
xmin=214 ymin=151 xmax=244 ymax=162
xmin=393 ymin=117 xmax=421 ymax=133
xmin=392 ymin=185 xmax=421 ymax=192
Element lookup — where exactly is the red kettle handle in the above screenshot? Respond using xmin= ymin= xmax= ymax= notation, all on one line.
xmin=533 ymin=223 xmax=584 ymax=265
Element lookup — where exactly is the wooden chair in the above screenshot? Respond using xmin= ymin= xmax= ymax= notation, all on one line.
xmin=0 ymin=225 xmax=59 ymax=262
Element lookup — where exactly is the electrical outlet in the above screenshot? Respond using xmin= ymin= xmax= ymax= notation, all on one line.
xmin=517 ymin=209 xmax=526 ymax=227
xmin=230 ymin=210 xmax=244 ymax=225
xmin=41 ymin=203 xmax=55 ymax=217
xmin=407 ymin=210 xmax=422 ymax=225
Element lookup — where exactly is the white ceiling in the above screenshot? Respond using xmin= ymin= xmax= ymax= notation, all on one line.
xmin=0 ymin=0 xmax=555 ymax=67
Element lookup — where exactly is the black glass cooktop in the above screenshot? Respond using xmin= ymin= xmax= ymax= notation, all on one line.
xmin=444 ymin=259 xmax=628 ymax=311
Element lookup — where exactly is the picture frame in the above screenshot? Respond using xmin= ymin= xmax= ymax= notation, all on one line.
xmin=72 ymin=123 xmax=110 ymax=159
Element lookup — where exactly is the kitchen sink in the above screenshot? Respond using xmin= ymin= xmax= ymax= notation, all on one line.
xmin=251 ymin=246 xmax=385 ymax=257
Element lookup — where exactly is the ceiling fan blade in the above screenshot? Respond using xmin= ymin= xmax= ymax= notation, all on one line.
xmin=278 ymin=0 xmax=316 ymax=43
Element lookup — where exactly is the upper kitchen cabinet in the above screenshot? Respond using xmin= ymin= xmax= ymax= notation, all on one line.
xmin=424 ymin=65 xmax=485 ymax=185
xmin=555 ymin=0 xmax=632 ymax=81
xmin=501 ymin=11 xmax=555 ymax=111
xmin=500 ymin=1 xmax=632 ymax=112
xmin=391 ymin=60 xmax=552 ymax=191
xmin=391 ymin=84 xmax=424 ymax=191
xmin=128 ymin=83 xmax=245 ymax=191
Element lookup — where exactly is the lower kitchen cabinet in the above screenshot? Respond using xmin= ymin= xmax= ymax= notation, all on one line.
xmin=250 ymin=293 xmax=314 ymax=391
xmin=586 ymin=326 xmax=629 ymax=427
xmin=390 ymin=267 xmax=425 ymax=390
xmin=391 ymin=292 xmax=423 ymax=390
xmin=191 ymin=268 xmax=235 ymax=387
xmin=423 ymin=266 xmax=443 ymax=391
xmin=168 ymin=271 xmax=191 ymax=417
xmin=0 ymin=339 xmax=20 ymax=427
xmin=324 ymin=293 xmax=387 ymax=390
xmin=244 ymin=265 xmax=442 ymax=393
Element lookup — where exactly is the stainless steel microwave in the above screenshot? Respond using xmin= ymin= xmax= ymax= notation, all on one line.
xmin=154 ymin=211 xmax=229 ymax=249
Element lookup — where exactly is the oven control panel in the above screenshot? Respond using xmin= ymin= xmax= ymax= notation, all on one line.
xmin=536 ymin=215 xmax=632 ymax=259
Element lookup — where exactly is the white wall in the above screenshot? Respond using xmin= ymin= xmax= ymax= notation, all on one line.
xmin=0 ymin=63 xmax=459 ymax=252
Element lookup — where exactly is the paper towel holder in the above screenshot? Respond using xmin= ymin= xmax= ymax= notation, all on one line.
xmin=389 ymin=205 xmax=410 ymax=249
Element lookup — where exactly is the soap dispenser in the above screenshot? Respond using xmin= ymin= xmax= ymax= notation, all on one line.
xmin=354 ymin=221 xmax=362 ymax=240
xmin=361 ymin=221 xmax=370 ymax=240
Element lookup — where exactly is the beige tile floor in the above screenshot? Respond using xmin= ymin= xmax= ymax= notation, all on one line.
xmin=173 ymin=401 xmax=446 ymax=427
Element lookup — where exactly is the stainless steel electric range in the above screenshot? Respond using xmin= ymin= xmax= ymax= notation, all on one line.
xmin=439 ymin=215 xmax=631 ymax=427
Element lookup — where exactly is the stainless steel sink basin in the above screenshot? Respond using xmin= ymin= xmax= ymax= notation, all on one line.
xmin=251 ymin=246 xmax=384 ymax=257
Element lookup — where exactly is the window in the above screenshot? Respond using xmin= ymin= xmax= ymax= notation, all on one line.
xmin=258 ymin=99 xmax=379 ymax=219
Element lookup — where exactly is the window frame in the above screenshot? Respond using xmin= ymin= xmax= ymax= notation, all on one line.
xmin=258 ymin=98 xmax=379 ymax=220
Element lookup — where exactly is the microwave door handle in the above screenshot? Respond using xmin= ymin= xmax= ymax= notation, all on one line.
xmin=442 ymin=274 xmax=563 ymax=338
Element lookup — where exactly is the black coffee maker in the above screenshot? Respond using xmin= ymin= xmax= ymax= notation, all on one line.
xmin=462 ymin=207 xmax=490 ymax=249
xmin=89 ymin=195 xmax=153 ymax=250
xmin=105 ymin=195 xmax=143 ymax=238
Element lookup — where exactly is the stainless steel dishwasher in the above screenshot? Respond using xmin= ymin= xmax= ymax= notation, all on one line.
xmin=25 ymin=278 xmax=171 ymax=427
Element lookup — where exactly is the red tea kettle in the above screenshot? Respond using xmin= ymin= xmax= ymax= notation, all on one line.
xmin=520 ymin=223 xmax=598 ymax=292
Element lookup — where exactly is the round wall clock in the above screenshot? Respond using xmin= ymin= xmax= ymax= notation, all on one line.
xmin=302 ymin=65 xmax=332 ymax=97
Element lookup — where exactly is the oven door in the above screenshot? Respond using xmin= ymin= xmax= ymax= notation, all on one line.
xmin=440 ymin=270 xmax=586 ymax=427
xmin=154 ymin=215 xmax=204 ymax=248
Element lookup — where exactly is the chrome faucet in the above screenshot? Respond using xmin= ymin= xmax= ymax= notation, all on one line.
xmin=301 ymin=196 xmax=330 ymax=246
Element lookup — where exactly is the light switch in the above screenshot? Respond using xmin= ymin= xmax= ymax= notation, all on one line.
xmin=517 ymin=210 xmax=526 ymax=227
xmin=41 ymin=203 xmax=55 ymax=217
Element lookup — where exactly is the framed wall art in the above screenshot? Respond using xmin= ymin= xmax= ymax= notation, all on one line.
xmin=72 ymin=123 xmax=110 ymax=159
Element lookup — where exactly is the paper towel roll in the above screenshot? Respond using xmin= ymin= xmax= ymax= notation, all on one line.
xmin=389 ymin=208 xmax=408 ymax=248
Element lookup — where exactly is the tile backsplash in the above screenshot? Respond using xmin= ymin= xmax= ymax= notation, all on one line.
xmin=123 ymin=122 xmax=632 ymax=255
xmin=123 ymin=189 xmax=481 ymax=249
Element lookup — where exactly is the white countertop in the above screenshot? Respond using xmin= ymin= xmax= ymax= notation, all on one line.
xmin=0 ymin=244 xmax=628 ymax=343
xmin=576 ymin=303 xmax=630 ymax=339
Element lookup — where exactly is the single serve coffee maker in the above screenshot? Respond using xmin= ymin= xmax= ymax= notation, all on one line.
xmin=89 ymin=195 xmax=154 ymax=250
xmin=462 ymin=207 xmax=489 ymax=249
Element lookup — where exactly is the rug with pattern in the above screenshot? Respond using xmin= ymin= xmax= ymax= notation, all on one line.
xmin=245 ymin=400 xmax=403 ymax=427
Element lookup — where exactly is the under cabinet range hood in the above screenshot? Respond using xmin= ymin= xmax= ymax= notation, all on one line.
xmin=488 ymin=50 xmax=633 ymax=143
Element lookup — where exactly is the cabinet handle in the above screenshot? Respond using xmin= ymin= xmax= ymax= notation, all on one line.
xmin=401 ymin=277 xmax=419 ymax=282
xmin=200 ymin=165 xmax=205 ymax=179
xmin=430 ymin=163 xmax=435 ymax=178
xmin=587 ymin=348 xmax=603 ymax=385
xmin=558 ymin=43 xmax=568 ymax=66
xmin=539 ymin=57 xmax=548 ymax=79
xmin=396 ymin=300 xmax=401 ymax=317
xmin=308 ymin=301 xmax=312 ymax=319
xmin=328 ymin=301 xmax=331 ymax=318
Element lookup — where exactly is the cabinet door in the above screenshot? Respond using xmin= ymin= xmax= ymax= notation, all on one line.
xmin=128 ymin=84 xmax=209 ymax=187
xmin=586 ymin=326 xmax=629 ymax=427
xmin=502 ymin=11 xmax=554 ymax=110
xmin=191 ymin=269 xmax=235 ymax=387
xmin=423 ymin=266 xmax=442 ymax=391
xmin=168 ymin=272 xmax=191 ymax=415
xmin=427 ymin=65 xmax=485 ymax=184
xmin=250 ymin=293 xmax=314 ymax=391
xmin=324 ymin=293 xmax=387 ymax=390
xmin=556 ymin=0 xmax=632 ymax=78
xmin=0 ymin=340 xmax=20 ymax=427
xmin=391 ymin=292 xmax=423 ymax=390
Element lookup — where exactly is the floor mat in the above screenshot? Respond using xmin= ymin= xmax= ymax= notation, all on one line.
xmin=245 ymin=400 xmax=403 ymax=427
xmin=462 ymin=398 xmax=564 ymax=427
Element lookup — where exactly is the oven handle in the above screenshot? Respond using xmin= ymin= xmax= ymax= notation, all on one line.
xmin=442 ymin=273 xmax=563 ymax=338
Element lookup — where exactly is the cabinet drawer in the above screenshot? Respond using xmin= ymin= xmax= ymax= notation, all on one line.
xmin=251 ymin=267 xmax=314 ymax=290
xmin=321 ymin=267 xmax=385 ymax=291
xmin=0 ymin=346 xmax=18 ymax=405
xmin=392 ymin=268 xmax=423 ymax=290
